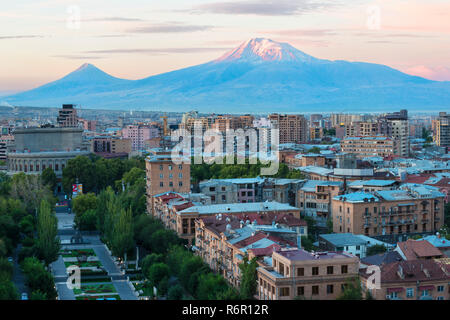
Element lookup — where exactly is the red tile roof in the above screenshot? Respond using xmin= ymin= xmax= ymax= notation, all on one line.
xmin=397 ymin=239 xmax=443 ymax=260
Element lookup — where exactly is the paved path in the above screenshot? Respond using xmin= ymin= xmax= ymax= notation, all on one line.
xmin=12 ymin=245 xmax=27 ymax=296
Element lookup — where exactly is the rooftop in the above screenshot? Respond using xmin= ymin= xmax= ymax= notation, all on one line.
xmin=333 ymin=192 xmax=379 ymax=203
xmin=179 ymin=201 xmax=299 ymax=215
xmin=275 ymin=248 xmax=355 ymax=261
xmin=319 ymin=233 xmax=367 ymax=247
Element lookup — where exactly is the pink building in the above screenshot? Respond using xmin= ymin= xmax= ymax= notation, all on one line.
xmin=122 ymin=125 xmax=160 ymax=151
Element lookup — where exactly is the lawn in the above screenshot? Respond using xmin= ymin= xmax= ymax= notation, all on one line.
xmin=64 ymin=260 xmax=102 ymax=268
xmin=61 ymin=249 xmax=96 ymax=258
xmin=73 ymin=283 xmax=117 ymax=295
xmin=75 ymin=295 xmax=121 ymax=301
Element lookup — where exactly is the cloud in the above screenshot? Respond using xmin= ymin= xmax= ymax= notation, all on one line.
xmin=53 ymin=55 xmax=104 ymax=60
xmin=84 ymin=47 xmax=230 ymax=55
xmin=128 ymin=23 xmax=213 ymax=33
xmin=0 ymin=35 xmax=45 ymax=40
xmin=83 ymin=17 xmax=145 ymax=22
xmin=190 ymin=0 xmax=337 ymax=16
xmin=265 ymin=29 xmax=337 ymax=37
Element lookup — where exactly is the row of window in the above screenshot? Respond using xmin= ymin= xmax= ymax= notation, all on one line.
xmin=159 ymin=173 xmax=183 ymax=179
xmin=279 ymin=284 xmax=345 ymax=297
xmin=160 ymin=164 xmax=183 ymax=171
xmin=159 ymin=181 xmax=183 ymax=187
xmin=14 ymin=163 xmax=63 ymax=172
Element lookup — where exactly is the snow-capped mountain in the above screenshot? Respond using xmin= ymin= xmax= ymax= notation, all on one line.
xmin=214 ymin=38 xmax=319 ymax=63
xmin=3 ymin=38 xmax=450 ymax=113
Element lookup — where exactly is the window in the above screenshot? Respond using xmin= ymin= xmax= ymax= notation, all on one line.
xmin=169 ymin=182 xmax=173 ymax=187
xmin=312 ymin=267 xmax=319 ymax=276
xmin=297 ymin=287 xmax=304 ymax=296
xmin=160 ymin=174 xmax=164 ymax=179
xmin=222 ymin=195 xmax=226 ymax=201
xmin=437 ymin=296 xmax=444 ymax=300
xmin=179 ymin=181 xmax=183 ymax=187
xmin=168 ymin=165 xmax=173 ymax=171
xmin=297 ymin=268 xmax=304 ymax=276
xmin=327 ymin=266 xmax=334 ymax=275
xmin=179 ymin=173 xmax=183 ymax=179
xmin=312 ymin=286 xmax=319 ymax=295
xmin=159 ymin=165 xmax=163 ymax=170
xmin=280 ymin=287 xmax=290 ymax=297
xmin=406 ymin=288 xmax=414 ymax=298
xmin=421 ymin=290 xmax=429 ymax=297
xmin=178 ymin=165 xmax=182 ymax=170
xmin=327 ymin=285 xmax=334 ymax=294
xmin=341 ymin=265 xmax=348 ymax=274
xmin=356 ymin=246 xmax=360 ymax=250
xmin=169 ymin=173 xmax=173 ymax=179
xmin=160 ymin=182 xmax=164 ymax=187
xmin=437 ymin=286 xmax=444 ymax=292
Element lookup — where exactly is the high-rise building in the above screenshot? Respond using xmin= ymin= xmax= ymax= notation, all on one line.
xmin=122 ymin=125 xmax=160 ymax=151
xmin=435 ymin=112 xmax=450 ymax=149
xmin=379 ymin=110 xmax=410 ymax=157
xmin=146 ymin=149 xmax=191 ymax=214
xmin=268 ymin=114 xmax=308 ymax=144
xmin=57 ymin=104 xmax=79 ymax=128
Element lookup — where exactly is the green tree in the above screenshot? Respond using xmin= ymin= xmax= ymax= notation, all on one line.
xmin=239 ymin=256 xmax=258 ymax=300
xmin=0 ymin=279 xmax=18 ymax=300
xmin=21 ymin=257 xmax=57 ymax=300
xmin=72 ymin=193 xmax=97 ymax=230
xmin=167 ymin=284 xmax=184 ymax=300
xmin=30 ymin=290 xmax=47 ymax=300
xmin=196 ymin=273 xmax=229 ymax=300
xmin=141 ymin=253 xmax=164 ymax=276
xmin=307 ymin=147 xmax=322 ymax=154
xmin=337 ymin=278 xmax=363 ymax=300
xmin=366 ymin=244 xmax=387 ymax=256
xmin=146 ymin=263 xmax=170 ymax=288
xmin=110 ymin=207 xmax=134 ymax=261
xmin=10 ymin=173 xmax=56 ymax=213
xmin=41 ymin=168 xmax=57 ymax=191
xmin=35 ymin=200 xmax=60 ymax=265
xmin=62 ymin=156 xmax=97 ymax=194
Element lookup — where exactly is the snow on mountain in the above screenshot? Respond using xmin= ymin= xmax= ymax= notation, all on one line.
xmin=4 ymin=38 xmax=450 ymax=112
xmin=214 ymin=38 xmax=319 ymax=64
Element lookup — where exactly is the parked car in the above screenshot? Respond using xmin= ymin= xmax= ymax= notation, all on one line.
xmin=21 ymin=293 xmax=28 ymax=300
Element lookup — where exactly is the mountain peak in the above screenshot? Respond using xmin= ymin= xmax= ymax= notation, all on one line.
xmin=214 ymin=38 xmax=317 ymax=63
xmin=74 ymin=63 xmax=98 ymax=72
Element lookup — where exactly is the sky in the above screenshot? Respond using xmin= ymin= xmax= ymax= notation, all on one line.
xmin=1 ymin=0 xmax=449 ymax=94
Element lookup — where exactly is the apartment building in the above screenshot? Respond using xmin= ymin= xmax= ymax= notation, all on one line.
xmin=341 ymin=136 xmax=396 ymax=158
xmin=309 ymin=127 xmax=323 ymax=141
xmin=145 ymin=149 xmax=191 ymax=214
xmin=435 ymin=112 xmax=450 ymax=148
xmin=257 ymin=248 xmax=359 ymax=300
xmin=211 ymin=115 xmax=254 ymax=132
xmin=345 ymin=121 xmax=379 ymax=137
xmin=379 ymin=110 xmax=410 ymax=157
xmin=297 ymin=180 xmax=344 ymax=226
xmin=332 ymin=185 xmax=446 ymax=242
xmin=200 ymin=178 xmax=304 ymax=206
xmin=122 ymin=124 xmax=160 ymax=151
xmin=394 ymin=239 xmax=443 ymax=261
xmin=57 ymin=104 xmax=79 ymax=128
xmin=152 ymin=197 xmax=301 ymax=243
xmin=360 ymin=259 xmax=450 ymax=300
xmin=194 ymin=213 xmax=307 ymax=288
xmin=91 ymin=137 xmax=132 ymax=155
xmin=268 ymin=114 xmax=308 ymax=144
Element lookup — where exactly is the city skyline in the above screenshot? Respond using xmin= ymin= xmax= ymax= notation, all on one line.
xmin=1 ymin=0 xmax=450 ymax=95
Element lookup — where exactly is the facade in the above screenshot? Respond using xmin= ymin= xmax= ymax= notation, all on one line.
xmin=332 ymin=185 xmax=446 ymax=242
xmin=435 ymin=112 xmax=450 ymax=148
xmin=145 ymin=149 xmax=191 ymax=215
xmin=268 ymin=114 xmax=308 ymax=144
xmin=341 ymin=136 xmax=396 ymax=158
xmin=57 ymin=104 xmax=79 ymax=127
xmin=297 ymin=180 xmax=344 ymax=226
xmin=122 ymin=125 xmax=160 ymax=151
xmin=6 ymin=127 xmax=90 ymax=181
xmin=195 ymin=213 xmax=307 ymax=288
xmin=91 ymin=136 xmax=132 ymax=155
xmin=360 ymin=259 xmax=450 ymax=300
xmin=379 ymin=110 xmax=410 ymax=157
xmin=152 ymin=196 xmax=301 ymax=243
xmin=345 ymin=121 xmax=379 ymax=137
xmin=257 ymin=248 xmax=360 ymax=300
